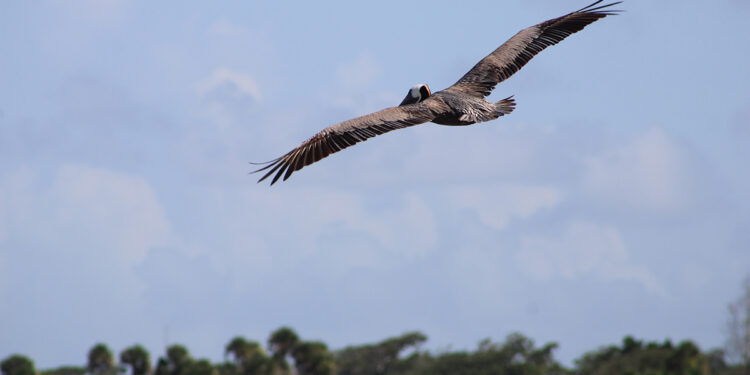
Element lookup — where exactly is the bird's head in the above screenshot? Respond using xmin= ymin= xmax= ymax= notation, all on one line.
xmin=399 ymin=84 xmax=431 ymax=106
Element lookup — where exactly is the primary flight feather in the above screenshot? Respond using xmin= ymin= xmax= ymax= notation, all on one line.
xmin=252 ymin=1 xmax=622 ymax=185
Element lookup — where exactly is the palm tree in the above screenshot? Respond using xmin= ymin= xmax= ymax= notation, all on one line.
xmin=291 ymin=342 xmax=335 ymax=375
xmin=1 ymin=355 xmax=35 ymax=375
xmin=120 ymin=345 xmax=152 ymax=375
xmin=166 ymin=345 xmax=191 ymax=375
xmin=225 ymin=337 xmax=271 ymax=375
xmin=87 ymin=344 xmax=115 ymax=375
xmin=267 ymin=328 xmax=299 ymax=375
xmin=225 ymin=337 xmax=253 ymax=365
xmin=183 ymin=360 xmax=215 ymax=375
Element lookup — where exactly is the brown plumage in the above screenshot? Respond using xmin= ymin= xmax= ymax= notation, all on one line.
xmin=252 ymin=104 xmax=438 ymax=184
xmin=252 ymin=1 xmax=621 ymax=185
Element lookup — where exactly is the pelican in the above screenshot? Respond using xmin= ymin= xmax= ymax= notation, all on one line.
xmin=253 ymin=1 xmax=621 ymax=184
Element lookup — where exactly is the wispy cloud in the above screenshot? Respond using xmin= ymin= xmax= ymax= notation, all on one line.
xmin=195 ymin=67 xmax=263 ymax=128
xmin=0 ymin=164 xmax=176 ymax=362
xmin=329 ymin=52 xmax=401 ymax=115
xmin=515 ymin=220 xmax=665 ymax=295
xmin=0 ymin=164 xmax=174 ymax=269
xmin=581 ymin=128 xmax=694 ymax=215
xmin=239 ymin=188 xmax=439 ymax=267
xmin=449 ymin=184 xmax=562 ymax=230
xmin=197 ymin=67 xmax=262 ymax=102
xmin=209 ymin=19 xmax=249 ymax=37
xmin=336 ymin=52 xmax=382 ymax=88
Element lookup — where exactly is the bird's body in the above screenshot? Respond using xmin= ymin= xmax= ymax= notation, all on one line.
xmin=253 ymin=0 xmax=622 ymax=184
xmin=428 ymin=91 xmax=516 ymax=126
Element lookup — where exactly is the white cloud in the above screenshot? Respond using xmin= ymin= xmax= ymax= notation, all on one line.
xmin=127 ymin=184 xmax=440 ymax=292
xmin=209 ymin=19 xmax=248 ymax=37
xmin=581 ymin=128 xmax=694 ymax=215
xmin=239 ymin=187 xmax=438 ymax=269
xmin=395 ymin=121 xmax=543 ymax=185
xmin=197 ymin=67 xmax=262 ymax=102
xmin=0 ymin=164 xmax=174 ymax=271
xmin=0 ymin=164 xmax=176 ymax=369
xmin=515 ymin=220 xmax=665 ymax=295
xmin=195 ymin=67 xmax=263 ymax=128
xmin=0 ymin=164 xmax=176 ymax=358
xmin=336 ymin=52 xmax=382 ymax=88
xmin=327 ymin=52 xmax=400 ymax=115
xmin=52 ymin=164 xmax=174 ymax=264
xmin=449 ymin=184 xmax=562 ymax=230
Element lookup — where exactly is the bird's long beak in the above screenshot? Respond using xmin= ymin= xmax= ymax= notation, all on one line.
xmin=399 ymin=91 xmax=419 ymax=106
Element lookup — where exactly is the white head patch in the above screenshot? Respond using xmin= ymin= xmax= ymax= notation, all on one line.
xmin=410 ymin=84 xmax=423 ymax=99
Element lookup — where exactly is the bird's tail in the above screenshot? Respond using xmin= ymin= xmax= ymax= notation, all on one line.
xmin=494 ymin=96 xmax=516 ymax=117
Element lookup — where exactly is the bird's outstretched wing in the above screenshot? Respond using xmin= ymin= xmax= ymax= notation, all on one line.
xmin=251 ymin=103 xmax=437 ymax=185
xmin=445 ymin=0 xmax=622 ymax=97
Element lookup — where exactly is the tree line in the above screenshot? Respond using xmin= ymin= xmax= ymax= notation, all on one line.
xmin=3 ymin=326 xmax=749 ymax=375
xmin=4 ymin=277 xmax=750 ymax=375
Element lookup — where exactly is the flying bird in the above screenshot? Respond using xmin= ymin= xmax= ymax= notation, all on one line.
xmin=252 ymin=1 xmax=621 ymax=185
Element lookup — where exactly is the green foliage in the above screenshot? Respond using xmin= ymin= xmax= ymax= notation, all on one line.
xmin=387 ymin=333 xmax=566 ymax=375
xmin=292 ymin=342 xmax=336 ymax=375
xmin=264 ymin=327 xmax=336 ymax=375
xmin=153 ymin=345 xmax=219 ymax=375
xmin=155 ymin=345 xmax=192 ymax=375
xmin=16 ymin=328 xmax=750 ymax=375
xmin=120 ymin=345 xmax=152 ymax=375
xmin=224 ymin=337 xmax=272 ymax=375
xmin=1 ymin=355 xmax=36 ymax=375
xmin=214 ymin=362 xmax=237 ymax=375
xmin=336 ymin=331 xmax=427 ymax=375
xmin=268 ymin=327 xmax=300 ymax=373
xmin=226 ymin=338 xmax=253 ymax=364
xmin=705 ymin=349 xmax=734 ymax=375
xmin=87 ymin=344 xmax=116 ymax=375
xmin=154 ymin=358 xmax=169 ymax=375
xmin=576 ymin=336 xmax=709 ymax=375
xmin=266 ymin=327 xmax=299 ymax=375
xmin=183 ymin=360 xmax=216 ymax=375
xmin=39 ymin=366 xmax=85 ymax=375
xmin=268 ymin=328 xmax=300 ymax=352
xmin=167 ymin=346 xmax=190 ymax=367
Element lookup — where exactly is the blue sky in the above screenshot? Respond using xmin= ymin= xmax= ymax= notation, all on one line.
xmin=1 ymin=0 xmax=749 ymax=368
